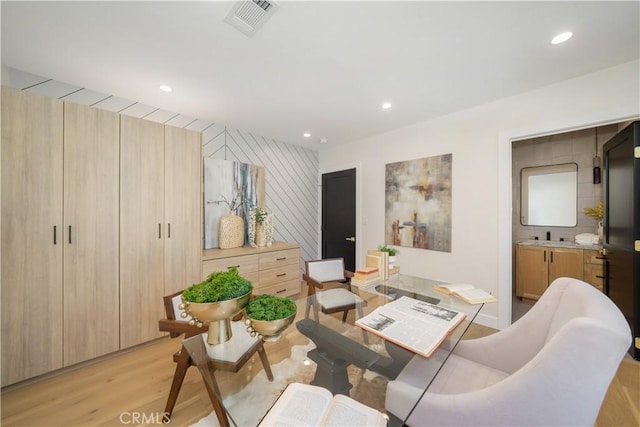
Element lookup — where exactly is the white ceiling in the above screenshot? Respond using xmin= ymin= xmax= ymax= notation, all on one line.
xmin=2 ymin=1 xmax=639 ymax=149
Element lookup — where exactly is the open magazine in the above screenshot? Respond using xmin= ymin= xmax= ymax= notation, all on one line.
xmin=355 ymin=296 xmax=466 ymax=358
xmin=258 ymin=382 xmax=386 ymax=427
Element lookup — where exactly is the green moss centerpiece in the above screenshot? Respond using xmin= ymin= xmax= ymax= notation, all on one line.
xmin=245 ymin=294 xmax=297 ymax=342
xmin=180 ymin=267 xmax=253 ymax=345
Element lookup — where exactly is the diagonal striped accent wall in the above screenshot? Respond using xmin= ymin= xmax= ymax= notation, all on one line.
xmin=203 ymin=125 xmax=319 ymax=266
xmin=2 ymin=66 xmax=320 ymax=270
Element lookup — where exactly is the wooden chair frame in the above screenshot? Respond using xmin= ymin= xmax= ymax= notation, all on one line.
xmin=158 ymin=291 xmax=273 ymax=426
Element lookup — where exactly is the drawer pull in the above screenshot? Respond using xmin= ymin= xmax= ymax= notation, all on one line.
xmin=596 ymin=275 xmax=605 ymax=279
xmin=276 ymin=273 xmax=287 ymax=277
xmin=595 ymin=256 xmax=606 ymax=260
xmin=227 ymin=265 xmax=240 ymax=269
xmin=276 ymin=257 xmax=287 ymax=261
xmin=276 ymin=289 xmax=287 ymax=294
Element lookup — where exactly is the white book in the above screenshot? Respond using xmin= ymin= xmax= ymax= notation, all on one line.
xmin=433 ymin=283 xmax=497 ymax=304
xmin=258 ymin=382 xmax=386 ymax=427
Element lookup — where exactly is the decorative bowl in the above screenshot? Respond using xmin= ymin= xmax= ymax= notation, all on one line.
xmin=245 ymin=310 xmax=297 ymax=342
xmin=180 ymin=291 xmax=252 ymax=345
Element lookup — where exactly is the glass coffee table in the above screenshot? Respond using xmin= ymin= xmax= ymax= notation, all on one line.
xmin=181 ymin=275 xmax=485 ymax=426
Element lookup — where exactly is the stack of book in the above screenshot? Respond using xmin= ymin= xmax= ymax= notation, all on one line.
xmin=388 ymin=266 xmax=400 ymax=281
xmin=366 ymin=250 xmax=389 ymax=280
xmin=350 ymin=266 xmax=381 ymax=287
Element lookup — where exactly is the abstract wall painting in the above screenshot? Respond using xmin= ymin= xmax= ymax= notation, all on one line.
xmin=203 ymin=158 xmax=265 ymax=249
xmin=385 ymin=153 xmax=452 ymax=252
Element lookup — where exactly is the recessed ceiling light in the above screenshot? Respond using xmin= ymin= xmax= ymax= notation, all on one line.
xmin=303 ymin=133 xmax=311 ymax=138
xmin=159 ymin=85 xmax=173 ymax=92
xmin=551 ymin=31 xmax=573 ymax=45
xmin=381 ymin=102 xmax=392 ymax=110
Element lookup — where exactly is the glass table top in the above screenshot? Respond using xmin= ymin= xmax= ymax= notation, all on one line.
xmin=181 ymin=275 xmax=485 ymax=426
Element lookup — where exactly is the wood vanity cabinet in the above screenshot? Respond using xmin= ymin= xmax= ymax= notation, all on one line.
xmin=516 ymin=244 xmax=584 ymax=300
xmin=202 ymin=242 xmax=302 ymax=297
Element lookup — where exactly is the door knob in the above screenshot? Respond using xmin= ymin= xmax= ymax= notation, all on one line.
xmin=345 ymin=237 xmax=355 ymax=242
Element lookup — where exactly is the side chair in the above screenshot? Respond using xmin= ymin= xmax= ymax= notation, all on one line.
xmin=158 ymin=290 xmax=273 ymax=426
xmin=303 ymin=258 xmax=368 ymax=343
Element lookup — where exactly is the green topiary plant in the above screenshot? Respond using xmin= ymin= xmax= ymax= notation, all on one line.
xmin=245 ymin=294 xmax=296 ymax=321
xmin=182 ymin=267 xmax=253 ymax=303
xmin=378 ymin=244 xmax=399 ymax=256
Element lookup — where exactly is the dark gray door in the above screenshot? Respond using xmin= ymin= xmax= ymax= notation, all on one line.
xmin=322 ymin=169 xmax=356 ymax=271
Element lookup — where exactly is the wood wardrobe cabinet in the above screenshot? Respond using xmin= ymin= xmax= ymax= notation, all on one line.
xmin=119 ymin=116 xmax=202 ymax=349
xmin=1 ymin=87 xmax=202 ymax=385
xmin=1 ymin=87 xmax=65 ymax=386
xmin=62 ymin=101 xmax=120 ymax=366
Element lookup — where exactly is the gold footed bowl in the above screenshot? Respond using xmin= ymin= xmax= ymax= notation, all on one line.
xmin=245 ymin=310 xmax=297 ymax=342
xmin=180 ymin=291 xmax=252 ymax=345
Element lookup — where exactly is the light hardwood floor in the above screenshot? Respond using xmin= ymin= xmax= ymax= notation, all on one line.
xmin=1 ymin=323 xmax=638 ymax=426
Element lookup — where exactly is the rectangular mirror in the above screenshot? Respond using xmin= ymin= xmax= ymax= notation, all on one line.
xmin=521 ymin=163 xmax=578 ymax=227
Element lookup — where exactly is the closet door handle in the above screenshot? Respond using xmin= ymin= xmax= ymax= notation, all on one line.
xmin=168 ymin=223 xmax=171 ymax=238
xmin=53 ymin=225 xmax=57 ymax=245
xmin=543 ymin=251 xmax=546 ymax=262
xmin=550 ymin=251 xmax=554 ymax=263
xmin=158 ymin=223 xmax=162 ymax=239
xmin=68 ymin=225 xmax=72 ymax=244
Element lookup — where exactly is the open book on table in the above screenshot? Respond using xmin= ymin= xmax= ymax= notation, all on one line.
xmin=433 ymin=283 xmax=497 ymax=304
xmin=258 ymin=382 xmax=386 ymax=427
xmin=355 ymin=296 xmax=466 ymax=358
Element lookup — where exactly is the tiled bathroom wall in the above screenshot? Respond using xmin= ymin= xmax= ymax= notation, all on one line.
xmin=512 ymin=123 xmax=622 ymax=243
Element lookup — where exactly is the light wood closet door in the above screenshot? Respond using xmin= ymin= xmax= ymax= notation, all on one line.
xmin=164 ymin=125 xmax=202 ymax=295
xmin=120 ymin=115 xmax=165 ymax=349
xmin=63 ymin=102 xmax=120 ymax=365
xmin=1 ymin=87 xmax=64 ymax=386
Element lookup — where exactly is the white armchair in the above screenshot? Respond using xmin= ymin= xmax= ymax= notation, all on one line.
xmin=385 ymin=277 xmax=632 ymax=426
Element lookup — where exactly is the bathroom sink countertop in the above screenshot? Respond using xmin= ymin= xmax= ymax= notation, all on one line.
xmin=517 ymin=240 xmax=603 ymax=250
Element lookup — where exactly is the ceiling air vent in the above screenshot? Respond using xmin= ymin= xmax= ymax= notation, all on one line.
xmin=224 ymin=0 xmax=280 ymax=37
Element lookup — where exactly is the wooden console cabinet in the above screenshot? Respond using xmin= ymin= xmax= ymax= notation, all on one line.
xmin=202 ymin=242 xmax=301 ymax=297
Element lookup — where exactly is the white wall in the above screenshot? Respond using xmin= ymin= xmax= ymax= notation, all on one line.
xmin=319 ymin=60 xmax=640 ymax=329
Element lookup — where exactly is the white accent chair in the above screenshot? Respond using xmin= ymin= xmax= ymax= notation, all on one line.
xmin=303 ymin=258 xmax=367 ymax=324
xmin=385 ymin=277 xmax=632 ymax=426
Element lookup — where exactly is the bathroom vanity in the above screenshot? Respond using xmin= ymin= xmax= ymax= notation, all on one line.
xmin=516 ymin=241 xmax=604 ymax=300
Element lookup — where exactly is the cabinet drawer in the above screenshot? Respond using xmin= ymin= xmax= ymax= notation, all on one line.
xmin=259 ymin=249 xmax=299 ymax=270
xmin=259 ymin=264 xmax=300 ymax=288
xmin=583 ymin=264 xmax=604 ymax=292
xmin=202 ymin=254 xmax=259 ymax=279
xmin=584 ymin=250 xmax=605 ymax=265
xmin=254 ymin=279 xmax=300 ymax=298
